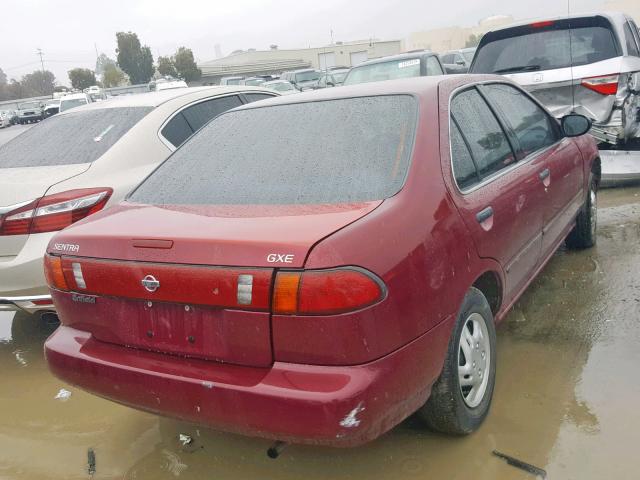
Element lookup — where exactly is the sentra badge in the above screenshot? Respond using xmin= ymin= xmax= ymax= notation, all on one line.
xmin=53 ymin=243 xmax=80 ymax=253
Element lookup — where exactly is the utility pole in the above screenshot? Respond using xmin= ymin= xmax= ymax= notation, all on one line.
xmin=36 ymin=48 xmax=47 ymax=95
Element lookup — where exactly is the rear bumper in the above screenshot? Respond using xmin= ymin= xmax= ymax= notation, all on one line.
xmin=45 ymin=318 xmax=453 ymax=447
xmin=0 ymin=294 xmax=54 ymax=313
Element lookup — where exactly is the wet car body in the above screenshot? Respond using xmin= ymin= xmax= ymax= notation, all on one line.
xmin=44 ymin=75 xmax=599 ymax=447
xmin=470 ymin=13 xmax=640 ymax=146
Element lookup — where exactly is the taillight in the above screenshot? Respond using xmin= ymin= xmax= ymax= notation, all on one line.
xmin=581 ymin=74 xmax=619 ymax=96
xmin=44 ymin=255 xmax=69 ymax=291
xmin=530 ymin=20 xmax=554 ymax=28
xmin=0 ymin=188 xmax=112 ymax=236
xmin=272 ymin=268 xmax=385 ymax=315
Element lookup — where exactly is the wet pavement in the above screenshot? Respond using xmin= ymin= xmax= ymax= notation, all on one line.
xmin=1 ymin=186 xmax=639 ymax=479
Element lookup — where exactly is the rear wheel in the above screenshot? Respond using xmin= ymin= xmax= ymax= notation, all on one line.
xmin=566 ymin=172 xmax=597 ymax=249
xmin=419 ymin=287 xmax=496 ymax=434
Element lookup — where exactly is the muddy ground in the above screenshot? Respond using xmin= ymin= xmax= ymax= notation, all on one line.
xmin=1 ymin=186 xmax=639 ymax=480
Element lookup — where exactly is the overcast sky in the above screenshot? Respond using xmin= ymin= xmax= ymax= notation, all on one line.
xmin=1 ymin=0 xmax=605 ymax=85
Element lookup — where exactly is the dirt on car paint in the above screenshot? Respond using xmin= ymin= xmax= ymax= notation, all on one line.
xmin=1 ymin=186 xmax=639 ymax=480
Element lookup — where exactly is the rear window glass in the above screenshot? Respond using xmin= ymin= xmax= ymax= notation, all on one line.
xmin=130 ymin=96 xmax=417 ymax=205
xmin=344 ymin=58 xmax=422 ymax=85
xmin=0 ymin=107 xmax=152 ymax=168
xmin=472 ymin=17 xmax=619 ymax=73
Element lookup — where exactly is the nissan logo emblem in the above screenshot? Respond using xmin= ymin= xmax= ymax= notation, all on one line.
xmin=141 ymin=275 xmax=160 ymax=293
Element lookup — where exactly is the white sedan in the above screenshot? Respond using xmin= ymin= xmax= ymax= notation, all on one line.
xmin=0 ymin=86 xmax=277 ymax=313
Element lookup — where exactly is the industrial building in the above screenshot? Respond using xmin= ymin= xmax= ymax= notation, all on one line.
xmin=198 ymin=39 xmax=402 ymax=85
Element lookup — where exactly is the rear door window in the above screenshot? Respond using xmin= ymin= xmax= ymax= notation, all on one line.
xmin=0 ymin=107 xmax=152 ymax=168
xmin=182 ymin=95 xmax=243 ymax=132
xmin=450 ymin=120 xmax=480 ymax=190
xmin=472 ymin=17 xmax=620 ymax=73
xmin=160 ymin=112 xmax=193 ymax=148
xmin=482 ymin=83 xmax=559 ymax=156
xmin=451 ymin=88 xmax=515 ymax=180
xmin=130 ymin=95 xmax=418 ymax=205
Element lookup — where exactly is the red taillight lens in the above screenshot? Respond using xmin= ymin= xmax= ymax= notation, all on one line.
xmin=43 ymin=254 xmax=69 ymax=291
xmin=581 ymin=74 xmax=619 ymax=96
xmin=0 ymin=188 xmax=112 ymax=236
xmin=273 ymin=268 xmax=385 ymax=315
xmin=530 ymin=20 xmax=554 ymax=28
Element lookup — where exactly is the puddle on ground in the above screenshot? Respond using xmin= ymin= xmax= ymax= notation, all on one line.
xmin=1 ymin=187 xmax=639 ymax=479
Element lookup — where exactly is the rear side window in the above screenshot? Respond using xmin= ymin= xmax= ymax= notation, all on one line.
xmin=426 ymin=56 xmax=444 ymax=75
xmin=451 ymin=89 xmax=515 ymax=180
xmin=623 ymin=22 xmax=640 ymax=56
xmin=482 ymin=84 xmax=559 ymax=156
xmin=244 ymin=93 xmax=276 ymax=103
xmin=441 ymin=54 xmax=453 ymax=64
xmin=130 ymin=95 xmax=418 ymax=205
xmin=450 ymin=121 xmax=479 ymax=190
xmin=0 ymin=107 xmax=152 ymax=168
xmin=472 ymin=17 xmax=620 ymax=73
xmin=160 ymin=112 xmax=193 ymax=148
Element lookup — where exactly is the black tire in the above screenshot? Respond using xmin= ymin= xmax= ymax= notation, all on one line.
xmin=566 ymin=172 xmax=597 ymax=249
xmin=418 ymin=287 xmax=497 ymax=434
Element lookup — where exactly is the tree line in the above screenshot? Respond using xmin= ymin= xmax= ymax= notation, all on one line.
xmin=0 ymin=31 xmax=201 ymax=101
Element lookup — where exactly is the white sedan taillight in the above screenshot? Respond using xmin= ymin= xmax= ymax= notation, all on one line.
xmin=581 ymin=74 xmax=619 ymax=96
xmin=0 ymin=188 xmax=112 ymax=236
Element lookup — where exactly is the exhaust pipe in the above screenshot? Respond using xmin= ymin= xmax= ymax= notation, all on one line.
xmin=267 ymin=441 xmax=287 ymax=459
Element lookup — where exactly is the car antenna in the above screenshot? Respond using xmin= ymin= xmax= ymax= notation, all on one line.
xmin=568 ymin=0 xmax=577 ymax=113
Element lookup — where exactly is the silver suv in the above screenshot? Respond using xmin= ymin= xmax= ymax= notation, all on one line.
xmin=470 ymin=12 xmax=640 ymax=146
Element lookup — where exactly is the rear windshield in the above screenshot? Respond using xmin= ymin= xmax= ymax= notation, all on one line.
xmin=344 ymin=58 xmax=422 ymax=86
xmin=0 ymin=107 xmax=152 ymax=168
xmin=130 ymin=96 xmax=417 ymax=205
xmin=59 ymin=98 xmax=88 ymax=112
xmin=472 ymin=17 xmax=620 ymax=74
xmin=295 ymin=71 xmax=320 ymax=82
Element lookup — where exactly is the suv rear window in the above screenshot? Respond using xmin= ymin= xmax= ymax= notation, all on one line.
xmin=472 ymin=16 xmax=620 ymax=74
xmin=130 ymin=96 xmax=417 ymax=205
xmin=0 ymin=107 xmax=152 ymax=168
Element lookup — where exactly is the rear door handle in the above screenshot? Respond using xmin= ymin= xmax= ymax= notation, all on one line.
xmin=539 ymin=168 xmax=550 ymax=181
xmin=476 ymin=206 xmax=494 ymax=223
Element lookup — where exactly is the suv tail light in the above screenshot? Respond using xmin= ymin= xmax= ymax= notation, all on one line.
xmin=581 ymin=74 xmax=619 ymax=96
xmin=273 ymin=268 xmax=385 ymax=315
xmin=0 ymin=188 xmax=112 ymax=236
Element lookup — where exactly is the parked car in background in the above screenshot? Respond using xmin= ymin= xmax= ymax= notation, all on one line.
xmin=315 ymin=68 xmax=350 ymax=88
xmin=7 ymin=110 xmax=19 ymax=125
xmin=43 ymin=99 xmax=60 ymax=118
xmin=281 ymin=68 xmax=322 ymax=90
xmin=343 ymin=51 xmax=445 ymax=86
xmin=151 ymin=78 xmax=189 ymax=92
xmin=43 ymin=75 xmax=598 ymax=448
xmin=0 ymin=111 xmax=11 ymax=128
xmin=441 ymin=47 xmax=476 ymax=69
xmin=240 ymin=77 xmax=267 ymax=86
xmin=262 ymin=79 xmax=298 ymax=95
xmin=470 ymin=12 xmax=640 ymax=146
xmin=0 ymin=86 xmax=278 ymax=314
xmin=220 ymin=76 xmax=244 ymax=86
xmin=58 ymin=93 xmax=92 ymax=113
xmin=16 ymin=101 xmax=44 ymax=124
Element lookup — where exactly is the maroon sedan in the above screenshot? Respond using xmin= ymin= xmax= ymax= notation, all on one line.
xmin=43 ymin=75 xmax=599 ymax=447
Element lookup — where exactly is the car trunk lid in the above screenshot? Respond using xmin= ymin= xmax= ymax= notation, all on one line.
xmin=48 ymin=201 xmax=381 ymax=367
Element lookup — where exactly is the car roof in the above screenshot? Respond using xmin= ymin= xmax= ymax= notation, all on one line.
xmin=231 ymin=74 xmax=502 ymax=110
xmin=55 ymin=86 xmax=272 ymax=115
xmin=353 ymin=51 xmax=436 ymax=67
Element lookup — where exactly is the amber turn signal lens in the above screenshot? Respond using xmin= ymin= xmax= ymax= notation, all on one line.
xmin=43 ymin=255 xmax=69 ymax=291
xmin=273 ymin=272 xmax=301 ymax=314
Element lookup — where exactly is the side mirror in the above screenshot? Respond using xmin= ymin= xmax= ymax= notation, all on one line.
xmin=561 ymin=114 xmax=591 ymax=137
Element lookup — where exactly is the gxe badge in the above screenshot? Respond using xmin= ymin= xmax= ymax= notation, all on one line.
xmin=141 ymin=275 xmax=160 ymax=292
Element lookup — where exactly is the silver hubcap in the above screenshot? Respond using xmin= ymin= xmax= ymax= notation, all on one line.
xmin=458 ymin=313 xmax=491 ymax=408
xmin=589 ymin=186 xmax=597 ymax=236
